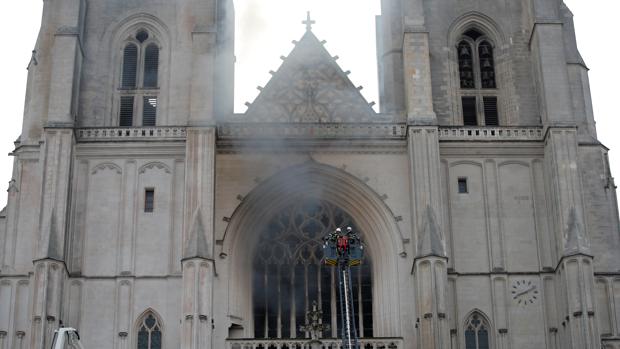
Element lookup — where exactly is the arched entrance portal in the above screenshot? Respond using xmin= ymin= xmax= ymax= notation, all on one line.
xmin=252 ymin=199 xmax=373 ymax=339
xmin=223 ymin=162 xmax=404 ymax=338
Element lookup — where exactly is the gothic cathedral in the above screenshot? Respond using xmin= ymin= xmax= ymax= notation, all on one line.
xmin=0 ymin=0 xmax=619 ymax=349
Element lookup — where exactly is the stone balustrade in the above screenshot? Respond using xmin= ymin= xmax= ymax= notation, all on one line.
xmin=75 ymin=127 xmax=187 ymax=142
xmin=226 ymin=337 xmax=403 ymax=349
xmin=438 ymin=126 xmax=544 ymax=141
xmin=75 ymin=125 xmax=545 ymax=143
xmin=217 ymin=123 xmax=407 ymax=139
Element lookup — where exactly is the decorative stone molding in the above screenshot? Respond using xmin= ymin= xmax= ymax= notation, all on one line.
xmin=438 ymin=126 xmax=544 ymax=141
xmin=91 ymin=162 xmax=122 ymax=175
xmin=138 ymin=161 xmax=172 ymax=174
xmin=76 ymin=127 xmax=187 ymax=142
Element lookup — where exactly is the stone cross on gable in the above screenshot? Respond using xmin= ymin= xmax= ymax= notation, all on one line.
xmin=303 ymin=11 xmax=316 ymax=31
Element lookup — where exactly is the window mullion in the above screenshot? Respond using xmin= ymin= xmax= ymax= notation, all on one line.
xmin=477 ymin=94 xmax=485 ymax=126
xmin=277 ymin=264 xmax=282 ymax=339
xmin=137 ymin=44 xmax=144 ymax=89
xmin=473 ymin=45 xmax=481 ymax=90
xmin=290 ymin=266 xmax=296 ymax=338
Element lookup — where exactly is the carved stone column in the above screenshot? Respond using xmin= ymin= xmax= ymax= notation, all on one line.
xmin=181 ymin=128 xmax=216 ymax=349
xmin=544 ymin=127 xmax=600 ymax=348
xmin=412 ymin=207 xmax=450 ymax=349
xmin=29 ymin=260 xmax=67 ymax=349
xmin=408 ymin=124 xmax=449 ymax=348
xmin=403 ymin=30 xmax=436 ymax=124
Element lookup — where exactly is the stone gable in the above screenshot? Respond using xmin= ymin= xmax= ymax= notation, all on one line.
xmin=245 ymin=29 xmax=376 ymax=123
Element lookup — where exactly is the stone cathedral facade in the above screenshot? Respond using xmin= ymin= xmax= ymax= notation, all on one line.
xmin=1 ymin=0 xmax=620 ymax=348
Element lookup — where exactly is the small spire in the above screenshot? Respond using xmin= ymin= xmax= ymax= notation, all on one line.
xmin=302 ymin=11 xmax=316 ymax=31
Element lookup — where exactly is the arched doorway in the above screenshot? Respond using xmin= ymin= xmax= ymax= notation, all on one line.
xmin=252 ymin=198 xmax=373 ymax=339
xmin=222 ymin=162 xmax=404 ymax=338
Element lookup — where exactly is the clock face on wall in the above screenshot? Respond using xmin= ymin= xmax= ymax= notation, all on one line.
xmin=511 ymin=280 xmax=538 ymax=306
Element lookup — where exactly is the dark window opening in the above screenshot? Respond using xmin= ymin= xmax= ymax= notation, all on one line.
xmin=119 ymin=96 xmax=134 ymax=127
xmin=462 ymin=97 xmax=477 ymax=126
xmin=118 ymin=30 xmax=160 ymax=127
xmin=143 ymin=97 xmax=157 ymax=126
xmin=137 ymin=313 xmax=162 ymax=349
xmin=136 ymin=30 xmax=149 ymax=43
xmin=121 ymin=44 xmax=138 ymax=88
xmin=458 ymin=41 xmax=475 ymax=89
xmin=143 ymin=44 xmax=160 ymax=88
xmin=464 ymin=29 xmax=483 ymax=41
xmin=145 ymin=188 xmax=155 ymax=213
xmin=479 ymin=41 xmax=496 ymax=89
xmin=458 ymin=178 xmax=468 ymax=194
xmin=465 ymin=313 xmax=490 ymax=349
xmin=483 ymin=97 xmax=498 ymax=126
xmin=252 ymin=200 xmax=373 ymax=339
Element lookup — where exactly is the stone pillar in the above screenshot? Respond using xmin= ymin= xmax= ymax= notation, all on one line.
xmin=30 ymin=259 xmax=67 ymax=349
xmin=413 ymin=253 xmax=450 ymax=349
xmin=403 ymin=30 xmax=436 ymax=124
xmin=408 ymin=125 xmax=449 ymax=348
xmin=401 ymin=0 xmax=434 ymax=124
xmin=376 ymin=0 xmax=405 ymax=114
xmin=529 ymin=0 xmax=574 ymax=125
xmin=47 ymin=0 xmax=85 ymax=127
xmin=28 ymin=128 xmax=74 ymax=349
xmin=181 ymin=257 xmax=214 ymax=349
xmin=181 ymin=128 xmax=216 ymax=349
xmin=189 ymin=30 xmax=216 ymax=126
xmin=544 ymin=127 xmax=601 ymax=348
xmin=408 ymin=127 xmax=443 ymax=231
xmin=557 ymin=253 xmax=599 ymax=349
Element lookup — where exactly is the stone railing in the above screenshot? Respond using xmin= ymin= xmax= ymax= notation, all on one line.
xmin=226 ymin=338 xmax=403 ymax=349
xmin=75 ymin=127 xmax=187 ymax=142
xmin=438 ymin=126 xmax=544 ymax=141
xmin=217 ymin=123 xmax=407 ymax=140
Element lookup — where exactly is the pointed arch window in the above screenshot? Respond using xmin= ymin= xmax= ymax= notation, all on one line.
xmin=252 ymin=199 xmax=373 ymax=339
xmin=118 ymin=29 xmax=160 ymax=127
xmin=137 ymin=312 xmax=162 ymax=349
xmin=456 ymin=29 xmax=499 ymax=126
xmin=465 ymin=313 xmax=490 ymax=349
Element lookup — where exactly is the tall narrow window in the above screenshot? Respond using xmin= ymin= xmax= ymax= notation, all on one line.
xmin=458 ymin=177 xmax=468 ymax=194
xmin=465 ymin=313 xmax=491 ymax=349
xmin=479 ymin=41 xmax=496 ymax=89
xmin=143 ymin=44 xmax=160 ymax=88
xmin=121 ymin=44 xmax=138 ymax=88
xmin=137 ymin=312 xmax=162 ymax=349
xmin=144 ymin=188 xmax=155 ymax=213
xmin=118 ymin=29 xmax=161 ymax=126
xmin=142 ymin=97 xmax=157 ymax=126
xmin=457 ymin=29 xmax=499 ymax=126
xmin=483 ymin=97 xmax=498 ymax=126
xmin=119 ymin=96 xmax=135 ymax=127
xmin=458 ymin=42 xmax=474 ymax=89
xmin=252 ymin=199 xmax=373 ymax=339
xmin=462 ymin=97 xmax=477 ymax=126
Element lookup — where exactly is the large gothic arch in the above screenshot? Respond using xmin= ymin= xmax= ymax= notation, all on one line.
xmin=221 ymin=162 xmax=405 ymax=338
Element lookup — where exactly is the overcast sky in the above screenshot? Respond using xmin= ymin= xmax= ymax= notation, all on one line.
xmin=0 ymin=1 xmax=617 ymax=208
